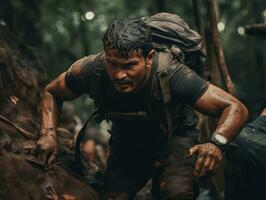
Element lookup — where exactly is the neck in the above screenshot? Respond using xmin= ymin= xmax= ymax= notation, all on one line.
xmin=134 ymin=65 xmax=152 ymax=93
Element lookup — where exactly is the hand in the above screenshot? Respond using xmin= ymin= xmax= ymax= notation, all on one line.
xmin=36 ymin=133 xmax=57 ymax=166
xmin=186 ymin=143 xmax=222 ymax=177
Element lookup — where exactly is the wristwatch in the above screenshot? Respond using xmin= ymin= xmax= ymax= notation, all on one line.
xmin=211 ymin=132 xmax=229 ymax=152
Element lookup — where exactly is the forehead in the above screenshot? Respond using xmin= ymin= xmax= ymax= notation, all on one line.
xmin=105 ymin=48 xmax=143 ymax=64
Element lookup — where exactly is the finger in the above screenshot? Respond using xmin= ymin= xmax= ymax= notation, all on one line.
xmin=48 ymin=152 xmax=57 ymax=166
xmin=35 ymin=140 xmax=46 ymax=157
xmin=217 ymin=151 xmax=223 ymax=162
xmin=41 ymin=150 xmax=49 ymax=166
xmin=200 ymin=155 xmax=212 ymax=177
xmin=186 ymin=145 xmax=199 ymax=157
xmin=209 ymin=157 xmax=218 ymax=171
xmin=194 ymin=152 xmax=207 ymax=176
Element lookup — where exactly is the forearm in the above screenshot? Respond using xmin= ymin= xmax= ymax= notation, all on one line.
xmin=214 ymin=102 xmax=248 ymax=141
xmin=39 ymin=72 xmax=80 ymax=138
xmin=194 ymin=84 xmax=249 ymax=141
xmin=37 ymin=70 xmax=82 ymax=165
xmin=40 ymin=88 xmax=62 ymax=138
xmin=189 ymin=101 xmax=248 ymax=177
xmin=190 ymin=84 xmax=248 ymax=176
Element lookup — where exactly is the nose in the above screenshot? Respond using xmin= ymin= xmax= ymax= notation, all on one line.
xmin=114 ymin=69 xmax=127 ymax=80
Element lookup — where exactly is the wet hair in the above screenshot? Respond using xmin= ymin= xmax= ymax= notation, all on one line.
xmin=103 ymin=17 xmax=153 ymax=58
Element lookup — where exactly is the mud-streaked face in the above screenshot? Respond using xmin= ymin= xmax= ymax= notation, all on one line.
xmin=105 ymin=49 xmax=154 ymax=93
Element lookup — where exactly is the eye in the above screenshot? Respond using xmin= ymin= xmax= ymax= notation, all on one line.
xmin=123 ymin=61 xmax=138 ymax=69
xmin=123 ymin=63 xmax=134 ymax=69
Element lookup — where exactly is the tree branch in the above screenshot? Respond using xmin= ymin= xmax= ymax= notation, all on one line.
xmin=0 ymin=114 xmax=34 ymax=140
xmin=205 ymin=0 xmax=235 ymax=95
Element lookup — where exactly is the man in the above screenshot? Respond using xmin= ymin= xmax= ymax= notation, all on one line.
xmin=36 ymin=17 xmax=248 ymax=200
xmin=225 ymin=101 xmax=266 ymax=200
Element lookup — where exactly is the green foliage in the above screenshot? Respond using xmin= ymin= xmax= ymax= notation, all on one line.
xmin=217 ymin=0 xmax=266 ymax=115
xmin=0 ymin=0 xmax=265 ymax=119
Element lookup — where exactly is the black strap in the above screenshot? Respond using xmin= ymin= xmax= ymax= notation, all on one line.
xmin=75 ymin=52 xmax=174 ymax=164
xmin=104 ymin=111 xmax=158 ymax=121
xmin=157 ymin=52 xmax=173 ymax=143
xmin=74 ymin=108 xmax=105 ymax=170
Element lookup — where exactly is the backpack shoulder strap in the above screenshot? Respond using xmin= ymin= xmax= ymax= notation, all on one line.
xmin=156 ymin=52 xmax=173 ymax=143
xmin=156 ymin=51 xmax=172 ymax=104
xmin=89 ymin=52 xmax=109 ymax=115
xmin=75 ymin=52 xmax=107 ymax=168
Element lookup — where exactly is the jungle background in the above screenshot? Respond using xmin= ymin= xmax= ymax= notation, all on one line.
xmin=0 ymin=0 xmax=265 ymax=199
xmin=1 ymin=0 xmax=265 ymax=120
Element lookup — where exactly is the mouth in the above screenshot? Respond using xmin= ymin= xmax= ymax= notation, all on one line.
xmin=114 ymin=80 xmax=131 ymax=86
xmin=115 ymin=82 xmax=129 ymax=85
xmin=113 ymin=82 xmax=133 ymax=92
xmin=115 ymin=83 xmax=130 ymax=89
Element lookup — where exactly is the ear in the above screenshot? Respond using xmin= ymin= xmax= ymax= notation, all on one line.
xmin=145 ymin=49 xmax=155 ymax=68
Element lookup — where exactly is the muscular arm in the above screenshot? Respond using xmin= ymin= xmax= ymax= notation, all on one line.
xmin=188 ymin=84 xmax=248 ymax=177
xmin=40 ymin=72 xmax=79 ymax=138
xmin=193 ymin=83 xmax=249 ymax=140
xmin=37 ymin=56 xmax=94 ymax=165
xmin=169 ymin=62 xmax=249 ymax=176
xmin=37 ymin=72 xmax=80 ymax=165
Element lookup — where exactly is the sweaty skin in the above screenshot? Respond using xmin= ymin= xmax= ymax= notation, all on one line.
xmin=36 ymin=50 xmax=154 ymax=165
xmin=105 ymin=49 xmax=154 ymax=93
xmin=36 ymin=72 xmax=79 ymax=165
xmin=36 ymin=49 xmax=248 ymax=178
xmin=188 ymin=84 xmax=248 ymax=176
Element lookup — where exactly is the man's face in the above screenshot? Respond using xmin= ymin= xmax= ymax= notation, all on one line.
xmin=105 ymin=48 xmax=154 ymax=93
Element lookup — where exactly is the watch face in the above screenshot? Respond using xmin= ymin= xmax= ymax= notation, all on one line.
xmin=213 ymin=134 xmax=228 ymax=145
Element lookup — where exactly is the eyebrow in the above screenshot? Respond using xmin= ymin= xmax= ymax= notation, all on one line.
xmin=122 ymin=60 xmax=138 ymax=66
xmin=106 ymin=58 xmax=139 ymax=65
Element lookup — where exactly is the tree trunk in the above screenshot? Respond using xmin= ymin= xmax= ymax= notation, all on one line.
xmin=205 ymin=0 xmax=235 ymax=95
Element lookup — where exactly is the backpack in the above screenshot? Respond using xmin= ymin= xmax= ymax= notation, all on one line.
xmin=75 ymin=12 xmax=205 ymax=164
xmin=142 ymin=12 xmax=206 ymax=76
xmin=88 ymin=12 xmax=205 ymax=116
